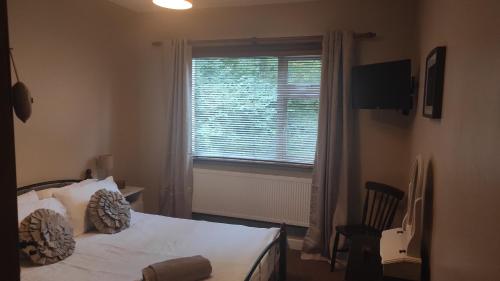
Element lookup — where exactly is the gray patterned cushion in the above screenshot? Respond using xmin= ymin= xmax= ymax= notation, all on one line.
xmin=19 ymin=209 xmax=75 ymax=265
xmin=87 ymin=189 xmax=131 ymax=234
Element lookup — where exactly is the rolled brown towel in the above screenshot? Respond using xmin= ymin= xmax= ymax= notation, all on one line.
xmin=142 ymin=255 xmax=212 ymax=281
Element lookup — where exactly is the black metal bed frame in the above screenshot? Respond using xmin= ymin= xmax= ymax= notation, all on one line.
xmin=244 ymin=223 xmax=287 ymax=281
xmin=18 ymin=180 xmax=288 ymax=281
xmin=17 ymin=179 xmax=80 ymax=195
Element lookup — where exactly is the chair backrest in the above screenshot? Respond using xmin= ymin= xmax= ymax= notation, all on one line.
xmin=362 ymin=181 xmax=405 ymax=232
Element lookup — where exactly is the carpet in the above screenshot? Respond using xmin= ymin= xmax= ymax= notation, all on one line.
xmin=287 ymin=250 xmax=345 ymax=281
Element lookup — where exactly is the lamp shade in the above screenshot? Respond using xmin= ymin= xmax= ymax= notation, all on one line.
xmin=97 ymin=154 xmax=114 ymax=170
xmin=96 ymin=155 xmax=113 ymax=179
xmin=153 ymin=0 xmax=193 ymax=10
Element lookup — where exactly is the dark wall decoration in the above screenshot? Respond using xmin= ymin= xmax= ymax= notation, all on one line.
xmin=423 ymin=46 xmax=446 ymax=119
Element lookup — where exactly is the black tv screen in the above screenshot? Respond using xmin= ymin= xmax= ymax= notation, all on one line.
xmin=351 ymin=59 xmax=411 ymax=110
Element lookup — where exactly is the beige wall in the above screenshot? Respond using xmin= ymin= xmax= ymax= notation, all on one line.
xmin=413 ymin=0 xmax=500 ymax=279
xmin=128 ymin=0 xmax=418 ymax=213
xmin=9 ymin=0 xmax=500 ymax=278
xmin=8 ymin=0 xmax=138 ymax=186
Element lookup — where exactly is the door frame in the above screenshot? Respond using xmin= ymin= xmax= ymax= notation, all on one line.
xmin=0 ymin=0 xmax=20 ymax=280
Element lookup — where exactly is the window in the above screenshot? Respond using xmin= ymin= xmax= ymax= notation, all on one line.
xmin=192 ymin=53 xmax=321 ymax=165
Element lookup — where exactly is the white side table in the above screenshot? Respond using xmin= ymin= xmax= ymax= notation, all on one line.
xmin=120 ymin=186 xmax=145 ymax=212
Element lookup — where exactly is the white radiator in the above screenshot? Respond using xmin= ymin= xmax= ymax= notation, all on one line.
xmin=193 ymin=168 xmax=312 ymax=227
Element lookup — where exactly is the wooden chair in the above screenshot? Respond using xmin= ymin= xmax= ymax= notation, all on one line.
xmin=330 ymin=181 xmax=404 ymax=271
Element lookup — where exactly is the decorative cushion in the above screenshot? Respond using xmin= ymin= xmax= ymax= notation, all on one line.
xmin=53 ymin=177 xmax=120 ymax=236
xmin=19 ymin=209 xmax=75 ymax=265
xmin=18 ymin=198 xmax=68 ymax=225
xmin=87 ymin=189 xmax=131 ymax=234
xmin=36 ymin=179 xmax=97 ymax=199
xmin=36 ymin=188 xmax=63 ymax=200
xmin=17 ymin=190 xmax=39 ymax=205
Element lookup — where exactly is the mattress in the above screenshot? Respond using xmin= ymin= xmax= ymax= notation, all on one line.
xmin=21 ymin=211 xmax=279 ymax=281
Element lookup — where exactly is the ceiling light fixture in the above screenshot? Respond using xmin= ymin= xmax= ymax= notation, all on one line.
xmin=153 ymin=0 xmax=193 ymax=10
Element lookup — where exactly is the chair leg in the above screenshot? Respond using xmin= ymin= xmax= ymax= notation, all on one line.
xmin=330 ymin=230 xmax=340 ymax=272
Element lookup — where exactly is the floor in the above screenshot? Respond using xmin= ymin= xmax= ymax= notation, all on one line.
xmin=287 ymin=250 xmax=345 ymax=281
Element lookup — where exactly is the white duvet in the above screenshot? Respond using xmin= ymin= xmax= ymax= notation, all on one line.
xmin=21 ymin=212 xmax=279 ymax=281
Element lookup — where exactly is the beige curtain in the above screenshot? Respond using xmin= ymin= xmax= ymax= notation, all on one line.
xmin=159 ymin=39 xmax=193 ymax=219
xmin=302 ymin=31 xmax=354 ymax=259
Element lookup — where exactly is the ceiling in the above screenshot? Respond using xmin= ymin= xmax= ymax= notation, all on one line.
xmin=107 ymin=0 xmax=319 ymax=13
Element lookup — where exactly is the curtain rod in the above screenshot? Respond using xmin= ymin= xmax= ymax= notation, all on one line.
xmin=354 ymin=32 xmax=377 ymax=39
xmin=152 ymin=32 xmax=376 ymax=46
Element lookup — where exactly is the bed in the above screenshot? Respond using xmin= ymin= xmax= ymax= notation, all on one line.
xmin=18 ymin=180 xmax=287 ymax=281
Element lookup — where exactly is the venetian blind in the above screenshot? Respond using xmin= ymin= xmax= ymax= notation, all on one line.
xmin=192 ymin=55 xmax=321 ymax=165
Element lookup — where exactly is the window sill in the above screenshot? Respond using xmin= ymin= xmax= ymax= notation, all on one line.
xmin=194 ymin=157 xmax=312 ymax=169
xmin=193 ymin=157 xmax=314 ymax=177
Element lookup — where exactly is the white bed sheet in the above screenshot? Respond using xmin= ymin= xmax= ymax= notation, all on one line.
xmin=21 ymin=211 xmax=279 ymax=281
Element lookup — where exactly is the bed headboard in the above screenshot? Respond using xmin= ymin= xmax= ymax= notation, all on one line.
xmin=17 ymin=180 xmax=81 ymax=196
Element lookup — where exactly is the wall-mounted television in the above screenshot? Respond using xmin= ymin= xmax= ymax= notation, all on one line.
xmin=351 ymin=59 xmax=412 ymax=111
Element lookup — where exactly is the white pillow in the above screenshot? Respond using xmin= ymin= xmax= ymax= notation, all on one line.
xmin=17 ymin=190 xmax=39 ymax=205
xmin=36 ymin=179 xmax=97 ymax=199
xmin=17 ymin=197 xmax=68 ymax=225
xmin=53 ymin=177 xmax=120 ymax=236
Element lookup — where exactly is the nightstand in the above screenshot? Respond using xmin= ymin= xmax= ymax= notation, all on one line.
xmin=120 ymin=186 xmax=145 ymax=212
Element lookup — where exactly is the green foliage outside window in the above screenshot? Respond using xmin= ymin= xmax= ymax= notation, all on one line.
xmin=192 ymin=56 xmax=321 ymax=164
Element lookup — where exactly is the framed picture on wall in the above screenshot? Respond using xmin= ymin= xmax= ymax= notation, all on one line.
xmin=423 ymin=46 xmax=446 ymax=119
